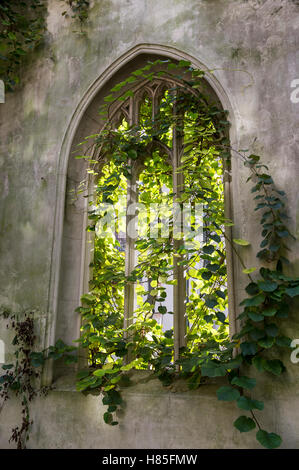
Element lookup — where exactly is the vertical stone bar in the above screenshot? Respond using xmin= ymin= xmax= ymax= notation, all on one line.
xmin=124 ymin=169 xmax=137 ymax=332
xmin=78 ymin=173 xmax=95 ymax=370
xmin=124 ymin=96 xmax=138 ymax=340
xmin=224 ymin=165 xmax=237 ymax=340
xmin=172 ymin=97 xmax=186 ymax=362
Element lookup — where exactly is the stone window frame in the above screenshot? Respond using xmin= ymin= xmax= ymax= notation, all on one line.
xmin=92 ymin=74 xmax=233 ymax=363
xmin=42 ymin=45 xmax=238 ymax=386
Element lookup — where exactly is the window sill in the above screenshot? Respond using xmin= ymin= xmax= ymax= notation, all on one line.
xmin=51 ymin=369 xmax=228 ymax=396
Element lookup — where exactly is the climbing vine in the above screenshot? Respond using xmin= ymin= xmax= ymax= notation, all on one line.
xmin=0 ymin=0 xmax=46 ymax=90
xmin=61 ymin=0 xmax=90 ymax=24
xmin=1 ymin=59 xmax=298 ymax=450
xmin=0 ymin=309 xmax=46 ymax=449
xmin=71 ymin=59 xmax=298 ymax=448
xmin=0 ymin=0 xmax=90 ymax=90
xmin=0 ymin=308 xmax=77 ymax=449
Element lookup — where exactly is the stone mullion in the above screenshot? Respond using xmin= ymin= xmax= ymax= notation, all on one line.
xmin=123 ymin=96 xmax=139 ymax=338
xmin=123 ymin=172 xmax=137 ymax=333
xmin=172 ymin=95 xmax=186 ymax=363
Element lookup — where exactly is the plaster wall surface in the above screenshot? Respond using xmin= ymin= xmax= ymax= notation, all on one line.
xmin=0 ymin=0 xmax=299 ymax=448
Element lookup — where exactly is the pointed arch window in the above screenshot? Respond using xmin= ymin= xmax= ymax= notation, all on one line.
xmin=87 ymin=70 xmax=233 ymax=364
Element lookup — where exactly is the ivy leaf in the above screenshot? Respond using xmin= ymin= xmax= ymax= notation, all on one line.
xmin=204 ymin=295 xmax=218 ymax=309
xmin=263 ymin=359 xmax=285 ymax=376
xmin=223 ymin=355 xmax=243 ymax=370
xmin=249 ymin=328 xmax=265 ymax=341
xmin=258 ymin=337 xmax=275 ymax=349
xmin=265 ymin=324 xmax=279 ymax=337
xmin=243 ymin=267 xmax=256 ymax=274
xmin=285 ymin=286 xmax=299 ymax=298
xmin=215 ymin=289 xmax=226 ymax=300
xmin=249 ymin=154 xmax=260 ymax=162
xmin=178 ymin=59 xmax=191 ymax=67
xmin=231 ymin=376 xmax=256 ymax=390
xmin=30 ymin=352 xmax=45 ymax=367
xmin=128 ymin=149 xmax=138 ymax=159
xmin=258 ymin=280 xmax=278 ymax=292
xmin=216 ymin=312 xmax=226 ymax=323
xmin=240 ymin=294 xmax=265 ymax=307
xmin=102 ymin=390 xmax=123 ymax=406
xmin=237 ymin=396 xmax=264 ymax=411
xmin=262 ymin=306 xmax=277 ymax=317
xmin=204 ymin=314 xmax=214 ymax=323
xmin=201 ymin=271 xmax=212 ymax=280
xmin=210 ymin=233 xmax=221 ymax=243
xmin=276 ymin=336 xmax=292 ymax=348
xmin=104 ymin=94 xmax=114 ymax=103
xmin=256 ymin=430 xmax=282 ymax=449
xmin=180 ymin=356 xmax=199 ymax=373
xmin=10 ymin=381 xmax=21 ymax=391
xmin=252 ymin=356 xmax=267 ymax=372
xmin=216 ymin=386 xmax=240 ymax=401
xmin=245 ymin=282 xmax=260 ymax=296
xmin=201 ymin=362 xmax=226 ymax=377
xmin=206 ymin=263 xmax=220 ymax=273
xmin=103 ymin=412 xmax=113 ymax=424
xmin=248 ymin=312 xmax=264 ymax=322
xmin=277 ymin=230 xmax=289 ymax=238
xmin=1 ymin=364 xmax=13 ymax=370
xmin=276 ymin=305 xmax=289 ymax=318
xmin=81 ymin=293 xmax=97 ymax=305
xmin=233 ymin=238 xmax=250 ymax=246
xmin=235 ymin=323 xmax=254 ymax=338
xmin=202 ymin=245 xmax=214 ymax=254
xmin=269 ymin=243 xmax=280 ymax=252
xmin=234 ymin=416 xmax=256 ymax=433
xmin=0 ymin=375 xmax=10 ymax=385
xmin=240 ymin=341 xmax=258 ymax=356
xmin=158 ymin=306 xmax=167 ymax=314
xmin=94 ymin=368 xmax=118 ymax=377
xmin=77 ymin=369 xmax=90 ymax=380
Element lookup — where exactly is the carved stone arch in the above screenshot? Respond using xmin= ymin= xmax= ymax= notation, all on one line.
xmin=43 ymin=44 xmax=238 ymax=385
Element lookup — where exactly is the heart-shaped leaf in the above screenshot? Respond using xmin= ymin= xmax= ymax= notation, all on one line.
xmin=234 ymin=416 xmax=256 ymax=433
xmin=231 ymin=376 xmax=256 ymax=390
xmin=217 ymin=386 xmax=240 ymax=401
xmin=256 ymin=429 xmax=282 ymax=449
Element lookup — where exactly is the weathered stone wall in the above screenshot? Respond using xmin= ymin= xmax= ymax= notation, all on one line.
xmin=0 ymin=0 xmax=299 ymax=448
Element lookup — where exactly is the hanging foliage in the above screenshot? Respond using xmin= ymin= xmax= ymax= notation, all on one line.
xmin=70 ymin=60 xmax=297 ymax=448
xmin=0 ymin=0 xmax=90 ymax=90
xmin=1 ymin=60 xmax=298 ymax=450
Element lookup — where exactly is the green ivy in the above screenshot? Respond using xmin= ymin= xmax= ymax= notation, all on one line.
xmin=0 ymin=0 xmax=46 ymax=90
xmin=70 ymin=60 xmax=298 ymax=449
xmin=0 ymin=309 xmax=51 ymax=449
xmin=61 ymin=0 xmax=90 ymax=24
xmin=1 ymin=59 xmax=298 ymax=450
xmin=0 ymin=0 xmax=90 ymax=90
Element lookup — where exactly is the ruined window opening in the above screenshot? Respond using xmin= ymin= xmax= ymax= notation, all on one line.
xmin=86 ymin=75 xmax=232 ymax=366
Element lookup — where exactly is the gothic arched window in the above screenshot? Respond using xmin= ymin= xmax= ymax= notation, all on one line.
xmin=79 ymin=62 xmax=234 ymax=371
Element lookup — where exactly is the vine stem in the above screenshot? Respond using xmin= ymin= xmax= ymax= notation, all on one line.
xmin=250 ymin=410 xmax=261 ymax=431
xmin=220 ymin=228 xmax=254 ymax=283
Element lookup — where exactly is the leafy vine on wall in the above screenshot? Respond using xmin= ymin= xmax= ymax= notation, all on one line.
xmin=0 ymin=308 xmax=76 ymax=449
xmin=0 ymin=310 xmax=48 ymax=449
xmin=0 ymin=0 xmax=90 ymax=90
xmin=1 ymin=61 xmax=298 ymax=450
xmin=51 ymin=61 xmax=299 ymax=448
